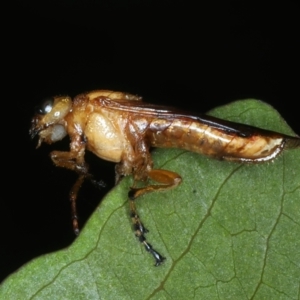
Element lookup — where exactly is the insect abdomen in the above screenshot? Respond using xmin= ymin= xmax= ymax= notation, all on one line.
xmin=147 ymin=117 xmax=299 ymax=162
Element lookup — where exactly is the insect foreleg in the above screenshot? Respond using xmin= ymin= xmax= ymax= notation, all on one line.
xmin=68 ymin=174 xmax=106 ymax=235
xmin=69 ymin=174 xmax=85 ymax=235
xmin=50 ymin=150 xmax=87 ymax=173
xmin=50 ymin=150 xmax=105 ymax=234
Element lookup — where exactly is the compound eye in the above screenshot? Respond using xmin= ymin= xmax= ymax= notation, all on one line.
xmin=35 ymin=98 xmax=54 ymax=115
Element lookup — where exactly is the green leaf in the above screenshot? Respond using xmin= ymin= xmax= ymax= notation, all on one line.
xmin=1 ymin=100 xmax=300 ymax=299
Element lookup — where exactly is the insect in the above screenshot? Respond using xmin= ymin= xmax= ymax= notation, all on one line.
xmin=30 ymin=90 xmax=300 ymax=266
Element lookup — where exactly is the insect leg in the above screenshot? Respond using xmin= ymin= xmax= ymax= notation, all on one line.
xmin=69 ymin=174 xmax=85 ymax=235
xmin=50 ymin=150 xmax=105 ymax=234
xmin=128 ymin=194 xmax=165 ymax=266
xmin=127 ymin=169 xmax=181 ymax=266
xmin=129 ymin=169 xmax=182 ymax=199
xmin=50 ymin=151 xmax=89 ymax=234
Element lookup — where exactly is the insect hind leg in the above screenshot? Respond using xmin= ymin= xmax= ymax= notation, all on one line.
xmin=127 ymin=168 xmax=182 ymax=265
xmin=129 ymin=169 xmax=182 ymax=199
xmin=128 ymin=195 xmax=165 ymax=266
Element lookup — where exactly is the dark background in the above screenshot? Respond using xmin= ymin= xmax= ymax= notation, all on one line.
xmin=1 ymin=1 xmax=299 ymax=282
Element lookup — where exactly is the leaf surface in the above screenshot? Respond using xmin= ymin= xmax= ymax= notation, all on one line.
xmin=1 ymin=100 xmax=300 ymax=299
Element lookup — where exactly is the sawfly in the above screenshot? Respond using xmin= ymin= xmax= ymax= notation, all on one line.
xmin=30 ymin=90 xmax=300 ymax=265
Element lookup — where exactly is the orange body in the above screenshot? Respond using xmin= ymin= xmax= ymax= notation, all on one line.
xmin=30 ymin=90 xmax=300 ymax=265
xmin=30 ymin=90 xmax=300 ymax=181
